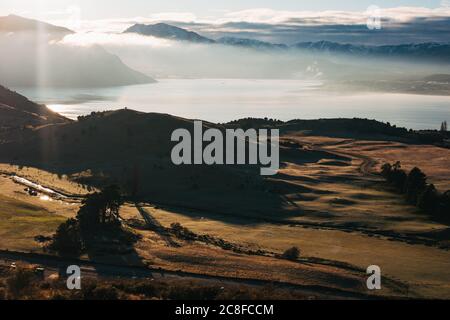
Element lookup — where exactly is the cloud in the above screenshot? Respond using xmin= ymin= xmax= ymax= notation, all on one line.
xmin=60 ymin=32 xmax=173 ymax=47
xmin=30 ymin=5 xmax=450 ymax=45
xmin=148 ymin=12 xmax=197 ymax=23
xmin=217 ymin=6 xmax=450 ymax=25
xmin=40 ymin=6 xmax=450 ymax=31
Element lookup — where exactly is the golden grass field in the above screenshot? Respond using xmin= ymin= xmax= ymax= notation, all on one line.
xmin=0 ymin=193 xmax=66 ymax=251
xmin=297 ymin=136 xmax=450 ymax=190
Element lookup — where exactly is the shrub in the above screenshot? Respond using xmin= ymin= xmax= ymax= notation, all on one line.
xmin=281 ymin=247 xmax=300 ymax=261
xmin=81 ymin=282 xmax=119 ymax=300
xmin=165 ymin=284 xmax=221 ymax=300
xmin=170 ymin=222 xmax=196 ymax=240
xmin=6 ymin=268 xmax=35 ymax=299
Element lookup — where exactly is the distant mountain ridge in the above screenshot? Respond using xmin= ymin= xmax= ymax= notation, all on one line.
xmin=124 ymin=23 xmax=215 ymax=43
xmin=123 ymin=22 xmax=450 ymax=62
xmin=292 ymin=41 xmax=450 ymax=62
xmin=422 ymin=74 xmax=450 ymax=83
xmin=217 ymin=37 xmax=288 ymax=50
xmin=0 ymin=14 xmax=73 ymax=38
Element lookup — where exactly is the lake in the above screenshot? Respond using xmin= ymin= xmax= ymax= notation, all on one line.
xmin=13 ymin=79 xmax=450 ymax=130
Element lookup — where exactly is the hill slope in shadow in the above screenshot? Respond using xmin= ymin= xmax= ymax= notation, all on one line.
xmin=0 ymin=85 xmax=70 ymax=132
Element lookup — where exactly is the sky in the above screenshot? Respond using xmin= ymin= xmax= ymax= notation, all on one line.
xmin=0 ymin=0 xmax=447 ymax=20
xmin=1 ymin=0 xmax=449 ymax=44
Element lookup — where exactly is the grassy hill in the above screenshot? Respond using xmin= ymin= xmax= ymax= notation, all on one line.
xmin=0 ymin=85 xmax=70 ymax=133
xmin=0 ymin=109 xmax=290 ymax=218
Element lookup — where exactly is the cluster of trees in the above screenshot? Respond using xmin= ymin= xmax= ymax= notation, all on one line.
xmin=49 ymin=185 xmax=124 ymax=257
xmin=381 ymin=162 xmax=450 ymax=222
xmin=77 ymin=111 xmax=108 ymax=122
xmin=225 ymin=117 xmax=283 ymax=130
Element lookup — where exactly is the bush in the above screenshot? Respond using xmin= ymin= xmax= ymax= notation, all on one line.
xmin=281 ymin=247 xmax=300 ymax=261
xmin=165 ymin=284 xmax=221 ymax=300
xmin=81 ymin=282 xmax=119 ymax=300
xmin=170 ymin=222 xmax=196 ymax=240
xmin=6 ymin=268 xmax=35 ymax=299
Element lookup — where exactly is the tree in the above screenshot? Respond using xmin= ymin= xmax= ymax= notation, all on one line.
xmin=77 ymin=192 xmax=103 ymax=235
xmin=77 ymin=185 xmax=123 ymax=232
xmin=438 ymin=191 xmax=450 ymax=222
xmin=390 ymin=162 xmax=407 ymax=191
xmin=381 ymin=163 xmax=392 ymax=179
xmin=49 ymin=218 xmax=82 ymax=257
xmin=50 ymin=185 xmax=125 ymax=256
xmin=417 ymin=184 xmax=439 ymax=214
xmin=101 ymin=184 xmax=123 ymax=223
xmin=405 ymin=167 xmax=427 ymax=205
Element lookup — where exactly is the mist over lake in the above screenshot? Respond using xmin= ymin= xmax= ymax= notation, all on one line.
xmin=13 ymin=79 xmax=450 ymax=130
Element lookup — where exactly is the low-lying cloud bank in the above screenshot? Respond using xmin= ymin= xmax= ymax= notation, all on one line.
xmin=57 ymin=31 xmax=446 ymax=81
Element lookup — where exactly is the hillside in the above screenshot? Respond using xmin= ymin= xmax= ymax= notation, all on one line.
xmin=0 ymin=85 xmax=69 ymax=131
xmin=0 ymin=109 xmax=286 ymax=216
xmin=227 ymin=117 xmax=449 ymax=145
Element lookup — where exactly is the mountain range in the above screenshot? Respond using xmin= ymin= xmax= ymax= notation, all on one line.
xmin=125 ymin=22 xmax=450 ymax=63
xmin=1 ymin=14 xmax=449 ymax=89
